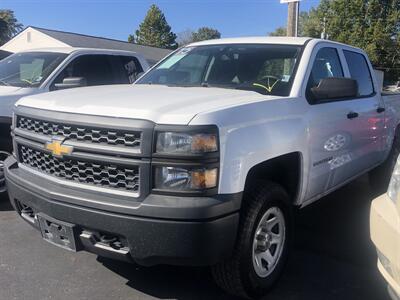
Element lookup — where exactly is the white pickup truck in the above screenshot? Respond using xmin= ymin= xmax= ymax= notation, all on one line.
xmin=5 ymin=37 xmax=400 ymax=299
xmin=0 ymin=47 xmax=149 ymax=152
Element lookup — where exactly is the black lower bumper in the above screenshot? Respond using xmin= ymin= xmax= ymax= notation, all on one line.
xmin=5 ymin=157 xmax=240 ymax=266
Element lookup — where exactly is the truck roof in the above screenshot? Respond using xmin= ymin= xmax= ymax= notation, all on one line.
xmin=189 ymin=37 xmax=312 ymax=47
xmin=188 ymin=36 xmax=362 ymax=50
xmin=16 ymin=47 xmax=140 ymax=56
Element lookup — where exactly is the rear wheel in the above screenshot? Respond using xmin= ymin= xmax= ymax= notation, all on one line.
xmin=212 ymin=181 xmax=292 ymax=299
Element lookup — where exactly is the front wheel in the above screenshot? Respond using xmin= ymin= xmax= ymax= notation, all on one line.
xmin=212 ymin=182 xmax=292 ymax=299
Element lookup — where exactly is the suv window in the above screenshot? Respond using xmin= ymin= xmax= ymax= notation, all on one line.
xmin=344 ymin=50 xmax=374 ymax=97
xmin=52 ymin=54 xmax=115 ymax=89
xmin=0 ymin=52 xmax=67 ymax=88
xmin=306 ymin=47 xmax=344 ymax=102
xmin=115 ymin=55 xmax=144 ymax=84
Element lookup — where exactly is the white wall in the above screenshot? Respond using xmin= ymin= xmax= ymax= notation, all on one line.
xmin=0 ymin=27 xmax=69 ymax=53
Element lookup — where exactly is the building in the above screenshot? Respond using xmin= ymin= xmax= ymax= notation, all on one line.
xmin=0 ymin=26 xmax=172 ymax=65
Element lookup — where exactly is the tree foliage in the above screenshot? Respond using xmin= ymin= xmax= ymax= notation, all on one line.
xmin=301 ymin=0 xmax=400 ymax=81
xmin=268 ymin=26 xmax=287 ymax=37
xmin=129 ymin=4 xmax=177 ymax=49
xmin=177 ymin=27 xmax=221 ymax=46
xmin=0 ymin=9 xmax=23 ymax=46
xmin=191 ymin=27 xmax=221 ymax=42
xmin=176 ymin=29 xmax=195 ymax=46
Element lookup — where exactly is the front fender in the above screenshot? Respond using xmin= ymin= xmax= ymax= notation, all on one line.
xmin=190 ymin=97 xmax=309 ymax=199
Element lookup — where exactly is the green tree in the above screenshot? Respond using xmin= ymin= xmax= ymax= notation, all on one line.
xmin=0 ymin=10 xmax=23 ymax=46
xmin=191 ymin=27 xmax=221 ymax=42
xmin=129 ymin=4 xmax=177 ymax=49
xmin=301 ymin=0 xmax=400 ymax=81
xmin=268 ymin=26 xmax=287 ymax=37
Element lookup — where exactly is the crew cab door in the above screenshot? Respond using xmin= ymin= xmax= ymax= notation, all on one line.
xmin=305 ymin=45 xmax=384 ymax=200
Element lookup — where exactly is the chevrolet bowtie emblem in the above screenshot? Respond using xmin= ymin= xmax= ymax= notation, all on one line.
xmin=45 ymin=139 xmax=73 ymax=158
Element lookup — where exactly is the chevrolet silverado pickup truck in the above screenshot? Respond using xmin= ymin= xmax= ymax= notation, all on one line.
xmin=5 ymin=37 xmax=400 ymax=299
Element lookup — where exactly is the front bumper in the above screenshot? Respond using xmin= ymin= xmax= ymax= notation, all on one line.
xmin=370 ymin=194 xmax=400 ymax=298
xmin=5 ymin=156 xmax=240 ymax=266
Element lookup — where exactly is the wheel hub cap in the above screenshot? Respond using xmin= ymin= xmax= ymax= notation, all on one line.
xmin=252 ymin=206 xmax=286 ymax=278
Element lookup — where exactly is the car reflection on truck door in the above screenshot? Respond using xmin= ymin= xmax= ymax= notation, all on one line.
xmin=324 ymin=50 xmax=385 ymax=189
xmin=305 ymin=46 xmax=384 ymax=200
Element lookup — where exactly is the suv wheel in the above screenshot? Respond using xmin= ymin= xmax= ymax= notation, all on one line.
xmin=0 ymin=151 xmax=9 ymax=198
xmin=212 ymin=181 xmax=292 ymax=299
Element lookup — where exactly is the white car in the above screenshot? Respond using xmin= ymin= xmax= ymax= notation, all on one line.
xmin=5 ymin=37 xmax=400 ymax=299
xmin=371 ymin=154 xmax=400 ymax=300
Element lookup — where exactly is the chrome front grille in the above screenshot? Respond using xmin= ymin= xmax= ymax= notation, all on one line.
xmin=17 ymin=116 xmax=142 ymax=148
xmin=19 ymin=145 xmax=140 ymax=192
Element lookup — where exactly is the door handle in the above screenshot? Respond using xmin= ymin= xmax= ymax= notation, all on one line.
xmin=347 ymin=112 xmax=359 ymax=119
xmin=377 ymin=107 xmax=385 ymax=113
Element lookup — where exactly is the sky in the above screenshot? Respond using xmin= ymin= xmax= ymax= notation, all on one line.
xmin=3 ymin=0 xmax=321 ymax=42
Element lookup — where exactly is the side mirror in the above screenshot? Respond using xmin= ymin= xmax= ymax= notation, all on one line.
xmin=311 ymin=78 xmax=358 ymax=102
xmin=54 ymin=77 xmax=87 ymax=90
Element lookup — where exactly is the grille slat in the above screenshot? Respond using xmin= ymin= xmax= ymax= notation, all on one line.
xmin=17 ymin=116 xmax=142 ymax=148
xmin=19 ymin=145 xmax=139 ymax=193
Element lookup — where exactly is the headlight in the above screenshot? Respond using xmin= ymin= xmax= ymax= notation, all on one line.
xmin=154 ymin=166 xmax=218 ymax=192
xmin=153 ymin=126 xmax=219 ymax=195
xmin=156 ymin=131 xmax=218 ymax=155
xmin=387 ymin=156 xmax=400 ymax=202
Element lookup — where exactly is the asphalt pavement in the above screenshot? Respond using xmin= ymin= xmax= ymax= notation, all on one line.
xmin=0 ymin=175 xmax=390 ymax=300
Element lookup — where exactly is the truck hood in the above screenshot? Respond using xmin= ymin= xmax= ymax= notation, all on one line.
xmin=0 ymin=86 xmax=23 ymax=95
xmin=0 ymin=86 xmax=39 ymax=118
xmin=16 ymin=84 xmax=277 ymax=124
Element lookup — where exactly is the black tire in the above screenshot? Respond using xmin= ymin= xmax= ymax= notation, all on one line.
xmin=212 ymin=181 xmax=293 ymax=299
xmin=369 ymin=134 xmax=400 ymax=193
xmin=0 ymin=153 xmax=7 ymax=199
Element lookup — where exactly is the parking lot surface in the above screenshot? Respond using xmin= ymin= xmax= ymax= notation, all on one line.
xmin=0 ymin=175 xmax=390 ymax=300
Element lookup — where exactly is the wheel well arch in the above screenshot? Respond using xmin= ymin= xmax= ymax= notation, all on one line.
xmin=243 ymin=152 xmax=302 ymax=205
xmin=395 ymin=123 xmax=400 ymax=138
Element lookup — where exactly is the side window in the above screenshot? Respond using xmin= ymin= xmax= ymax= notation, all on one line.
xmin=306 ymin=47 xmax=344 ymax=102
xmin=118 ymin=56 xmax=144 ymax=83
xmin=343 ymin=50 xmax=374 ymax=97
xmin=52 ymin=55 xmax=114 ymax=89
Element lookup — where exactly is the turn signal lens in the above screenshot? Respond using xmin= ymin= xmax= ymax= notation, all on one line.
xmin=191 ymin=134 xmax=218 ymax=153
xmin=388 ymin=155 xmax=400 ymax=203
xmin=191 ymin=168 xmax=218 ymax=189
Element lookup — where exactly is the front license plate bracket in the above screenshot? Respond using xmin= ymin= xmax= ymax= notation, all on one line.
xmin=37 ymin=213 xmax=80 ymax=252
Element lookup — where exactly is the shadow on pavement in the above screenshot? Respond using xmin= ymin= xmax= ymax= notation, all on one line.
xmin=97 ymin=257 xmax=234 ymax=300
xmin=98 ymin=175 xmax=389 ymax=300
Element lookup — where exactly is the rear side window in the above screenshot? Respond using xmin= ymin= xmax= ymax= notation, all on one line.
xmin=343 ymin=50 xmax=374 ymax=97
xmin=306 ymin=47 xmax=344 ymax=102
xmin=117 ymin=56 xmax=144 ymax=83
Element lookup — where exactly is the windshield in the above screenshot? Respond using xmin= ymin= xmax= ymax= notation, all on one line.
xmin=0 ymin=52 xmax=68 ymax=88
xmin=137 ymin=44 xmax=302 ymax=96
